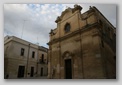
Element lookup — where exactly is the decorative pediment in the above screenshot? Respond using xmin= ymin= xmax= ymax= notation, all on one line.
xmin=55 ymin=4 xmax=82 ymax=23
xmin=61 ymin=7 xmax=73 ymax=18
xmin=55 ymin=16 xmax=61 ymax=23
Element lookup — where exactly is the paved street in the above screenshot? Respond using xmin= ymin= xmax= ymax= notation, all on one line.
xmin=33 ymin=76 xmax=47 ymax=79
xmin=13 ymin=76 xmax=48 ymax=79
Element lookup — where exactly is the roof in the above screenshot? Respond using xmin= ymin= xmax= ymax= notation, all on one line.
xmin=4 ymin=36 xmax=48 ymax=49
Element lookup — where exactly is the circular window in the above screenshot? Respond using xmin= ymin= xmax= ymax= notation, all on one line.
xmin=64 ymin=23 xmax=70 ymax=33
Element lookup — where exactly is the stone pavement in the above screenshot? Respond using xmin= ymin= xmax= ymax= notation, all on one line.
xmin=18 ymin=76 xmax=48 ymax=79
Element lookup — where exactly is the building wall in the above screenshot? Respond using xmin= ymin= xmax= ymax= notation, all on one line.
xmin=37 ymin=49 xmax=48 ymax=77
xmin=49 ymin=28 xmax=105 ymax=79
xmin=48 ymin=5 xmax=116 ymax=79
xmin=95 ymin=7 xmax=116 ymax=78
xmin=4 ymin=36 xmax=48 ymax=79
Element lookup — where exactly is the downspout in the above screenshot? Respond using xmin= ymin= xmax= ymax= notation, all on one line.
xmin=26 ymin=44 xmax=30 ymax=78
xmin=36 ymin=47 xmax=39 ymax=77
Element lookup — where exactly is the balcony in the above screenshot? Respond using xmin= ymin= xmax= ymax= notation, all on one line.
xmin=38 ymin=59 xmax=46 ymax=64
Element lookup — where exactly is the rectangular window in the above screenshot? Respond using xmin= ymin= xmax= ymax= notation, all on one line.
xmin=21 ymin=48 xmax=24 ymax=56
xmin=101 ymin=40 xmax=104 ymax=47
xmin=108 ymin=27 xmax=110 ymax=36
xmin=32 ymin=51 xmax=35 ymax=58
xmin=39 ymin=59 xmax=41 ymax=63
xmin=110 ymin=29 xmax=113 ymax=39
xmin=103 ymin=24 xmax=107 ymax=35
xmin=42 ymin=54 xmax=44 ymax=62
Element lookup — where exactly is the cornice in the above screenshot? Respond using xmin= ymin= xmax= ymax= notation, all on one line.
xmin=48 ymin=22 xmax=98 ymax=45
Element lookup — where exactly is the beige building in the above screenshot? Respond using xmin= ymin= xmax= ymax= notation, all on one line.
xmin=4 ymin=36 xmax=48 ymax=79
xmin=48 ymin=5 xmax=116 ymax=79
xmin=37 ymin=46 xmax=48 ymax=77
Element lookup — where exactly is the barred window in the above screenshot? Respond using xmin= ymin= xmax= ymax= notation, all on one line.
xmin=32 ymin=51 xmax=35 ymax=58
xmin=21 ymin=48 xmax=24 ymax=56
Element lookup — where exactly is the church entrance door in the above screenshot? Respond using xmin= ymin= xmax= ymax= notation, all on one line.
xmin=65 ymin=59 xmax=72 ymax=79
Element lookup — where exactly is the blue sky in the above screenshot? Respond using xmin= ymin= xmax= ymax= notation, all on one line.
xmin=4 ymin=4 xmax=116 ymax=48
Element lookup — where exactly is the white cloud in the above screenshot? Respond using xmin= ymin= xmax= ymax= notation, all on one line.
xmin=4 ymin=4 xmax=116 ymax=48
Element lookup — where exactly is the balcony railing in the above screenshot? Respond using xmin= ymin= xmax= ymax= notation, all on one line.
xmin=38 ymin=59 xmax=47 ymax=64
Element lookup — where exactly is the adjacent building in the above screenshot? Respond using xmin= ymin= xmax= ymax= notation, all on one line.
xmin=37 ymin=46 xmax=48 ymax=77
xmin=48 ymin=5 xmax=116 ymax=79
xmin=4 ymin=36 xmax=48 ymax=79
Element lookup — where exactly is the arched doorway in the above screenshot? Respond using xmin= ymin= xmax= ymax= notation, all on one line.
xmin=62 ymin=51 xmax=74 ymax=79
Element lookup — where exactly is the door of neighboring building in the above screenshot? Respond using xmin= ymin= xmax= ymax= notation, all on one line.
xmin=30 ymin=67 xmax=34 ymax=77
xmin=40 ymin=67 xmax=43 ymax=76
xmin=65 ymin=59 xmax=72 ymax=79
xmin=17 ymin=66 xmax=25 ymax=78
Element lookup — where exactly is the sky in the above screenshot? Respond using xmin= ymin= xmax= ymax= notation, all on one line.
xmin=4 ymin=4 xmax=116 ymax=48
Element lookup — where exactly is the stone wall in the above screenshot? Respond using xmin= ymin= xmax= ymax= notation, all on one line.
xmin=48 ymin=5 xmax=116 ymax=79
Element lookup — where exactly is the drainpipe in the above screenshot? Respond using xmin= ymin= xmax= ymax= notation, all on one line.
xmin=36 ymin=47 xmax=39 ymax=77
xmin=26 ymin=44 xmax=30 ymax=78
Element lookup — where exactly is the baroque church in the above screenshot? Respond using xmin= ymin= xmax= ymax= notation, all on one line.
xmin=47 ymin=5 xmax=116 ymax=79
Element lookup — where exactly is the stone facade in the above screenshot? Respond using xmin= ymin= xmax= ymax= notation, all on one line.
xmin=4 ymin=36 xmax=48 ymax=79
xmin=48 ymin=5 xmax=116 ymax=79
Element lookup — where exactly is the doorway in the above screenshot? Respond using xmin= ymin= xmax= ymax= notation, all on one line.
xmin=65 ymin=59 xmax=72 ymax=79
xmin=17 ymin=66 xmax=25 ymax=78
xmin=40 ymin=67 xmax=43 ymax=76
xmin=30 ymin=67 xmax=34 ymax=77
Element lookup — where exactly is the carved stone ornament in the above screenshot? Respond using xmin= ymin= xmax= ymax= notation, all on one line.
xmin=62 ymin=51 xmax=75 ymax=59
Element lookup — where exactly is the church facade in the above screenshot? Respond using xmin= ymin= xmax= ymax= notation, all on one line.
xmin=48 ymin=5 xmax=116 ymax=79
